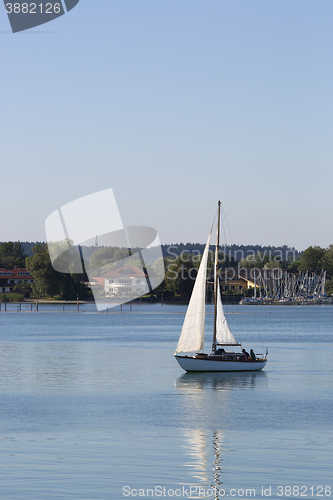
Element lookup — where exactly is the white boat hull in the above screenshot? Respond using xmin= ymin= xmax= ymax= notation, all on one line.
xmin=175 ymin=355 xmax=267 ymax=372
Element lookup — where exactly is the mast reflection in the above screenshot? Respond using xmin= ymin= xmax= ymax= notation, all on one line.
xmin=212 ymin=430 xmax=222 ymax=495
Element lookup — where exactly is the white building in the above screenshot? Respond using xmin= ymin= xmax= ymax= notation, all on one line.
xmin=103 ymin=265 xmax=160 ymax=296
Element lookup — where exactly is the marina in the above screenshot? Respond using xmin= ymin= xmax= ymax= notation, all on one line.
xmin=239 ymin=270 xmax=330 ymax=305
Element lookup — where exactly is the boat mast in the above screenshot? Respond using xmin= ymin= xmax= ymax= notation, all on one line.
xmin=212 ymin=200 xmax=221 ymax=353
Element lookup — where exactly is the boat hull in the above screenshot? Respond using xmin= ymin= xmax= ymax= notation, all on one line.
xmin=175 ymin=355 xmax=267 ymax=372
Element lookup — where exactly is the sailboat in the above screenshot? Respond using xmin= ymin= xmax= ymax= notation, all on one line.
xmin=174 ymin=201 xmax=268 ymax=372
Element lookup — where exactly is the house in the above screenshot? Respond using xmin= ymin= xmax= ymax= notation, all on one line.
xmin=0 ymin=268 xmax=35 ymax=293
xmin=102 ymin=265 xmax=160 ymax=297
xmin=211 ymin=270 xmax=257 ymax=293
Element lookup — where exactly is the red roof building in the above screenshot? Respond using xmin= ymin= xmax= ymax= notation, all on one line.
xmin=0 ymin=268 xmax=35 ymax=293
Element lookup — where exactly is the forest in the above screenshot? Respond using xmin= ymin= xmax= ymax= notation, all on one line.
xmin=0 ymin=241 xmax=332 ymax=300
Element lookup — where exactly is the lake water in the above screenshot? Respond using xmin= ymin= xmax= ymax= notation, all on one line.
xmin=0 ymin=303 xmax=332 ymax=499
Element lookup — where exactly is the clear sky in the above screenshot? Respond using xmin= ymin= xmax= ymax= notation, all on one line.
xmin=1 ymin=0 xmax=332 ymax=251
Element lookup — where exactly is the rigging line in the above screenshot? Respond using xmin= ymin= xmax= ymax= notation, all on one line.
xmin=220 ymin=200 xmax=234 ymax=246
xmin=221 ymin=210 xmax=227 ymax=247
xmin=200 ymin=204 xmax=218 ymax=267
xmin=218 ymin=200 xmax=231 ymax=321
xmin=210 ymin=203 xmax=219 ymax=236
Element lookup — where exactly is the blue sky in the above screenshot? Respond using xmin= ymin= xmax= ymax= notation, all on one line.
xmin=1 ymin=0 xmax=332 ymax=250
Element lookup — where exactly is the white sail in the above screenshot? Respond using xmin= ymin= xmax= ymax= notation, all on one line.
xmin=175 ymin=230 xmax=212 ymax=354
xmin=216 ymin=282 xmax=239 ymax=345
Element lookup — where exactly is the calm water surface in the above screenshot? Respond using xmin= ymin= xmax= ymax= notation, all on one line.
xmin=0 ymin=304 xmax=332 ymax=499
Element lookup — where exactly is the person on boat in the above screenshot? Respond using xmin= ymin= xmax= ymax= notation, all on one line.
xmin=242 ymin=349 xmax=249 ymax=360
xmin=249 ymin=349 xmax=256 ymax=361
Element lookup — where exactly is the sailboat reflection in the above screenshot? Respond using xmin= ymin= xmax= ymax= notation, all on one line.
xmin=175 ymin=371 xmax=267 ymax=429
xmin=176 ymin=371 xmax=267 ymax=498
xmin=176 ymin=370 xmax=267 ymax=391
xmin=182 ymin=429 xmax=209 ymax=484
xmin=181 ymin=429 xmax=224 ymax=500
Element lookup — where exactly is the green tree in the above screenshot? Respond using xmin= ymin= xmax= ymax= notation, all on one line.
xmin=239 ymin=252 xmax=272 ymax=270
xmin=325 ymin=279 xmax=333 ymax=296
xmin=88 ymin=247 xmax=128 ymax=269
xmin=0 ymin=241 xmax=27 ymax=268
xmin=321 ymin=244 xmax=333 ymax=275
xmin=152 ymin=257 xmax=165 ymax=278
xmin=26 ymin=244 xmax=88 ymax=299
xmin=287 ymin=258 xmax=301 ymax=272
xmin=298 ymin=246 xmax=325 ymax=272
xmin=164 ymin=254 xmax=198 ymax=296
xmin=26 ymin=244 xmax=63 ymax=297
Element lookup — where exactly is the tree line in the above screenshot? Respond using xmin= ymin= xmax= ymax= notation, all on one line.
xmin=0 ymin=242 xmax=89 ymax=300
xmin=163 ymin=244 xmax=333 ymax=297
xmin=0 ymin=241 xmax=332 ymax=300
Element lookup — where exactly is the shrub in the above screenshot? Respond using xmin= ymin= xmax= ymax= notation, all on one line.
xmin=0 ymin=293 xmax=25 ymax=303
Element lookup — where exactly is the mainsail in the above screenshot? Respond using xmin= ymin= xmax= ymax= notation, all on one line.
xmin=216 ymin=283 xmax=239 ymax=345
xmin=175 ymin=230 xmax=212 ymax=354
